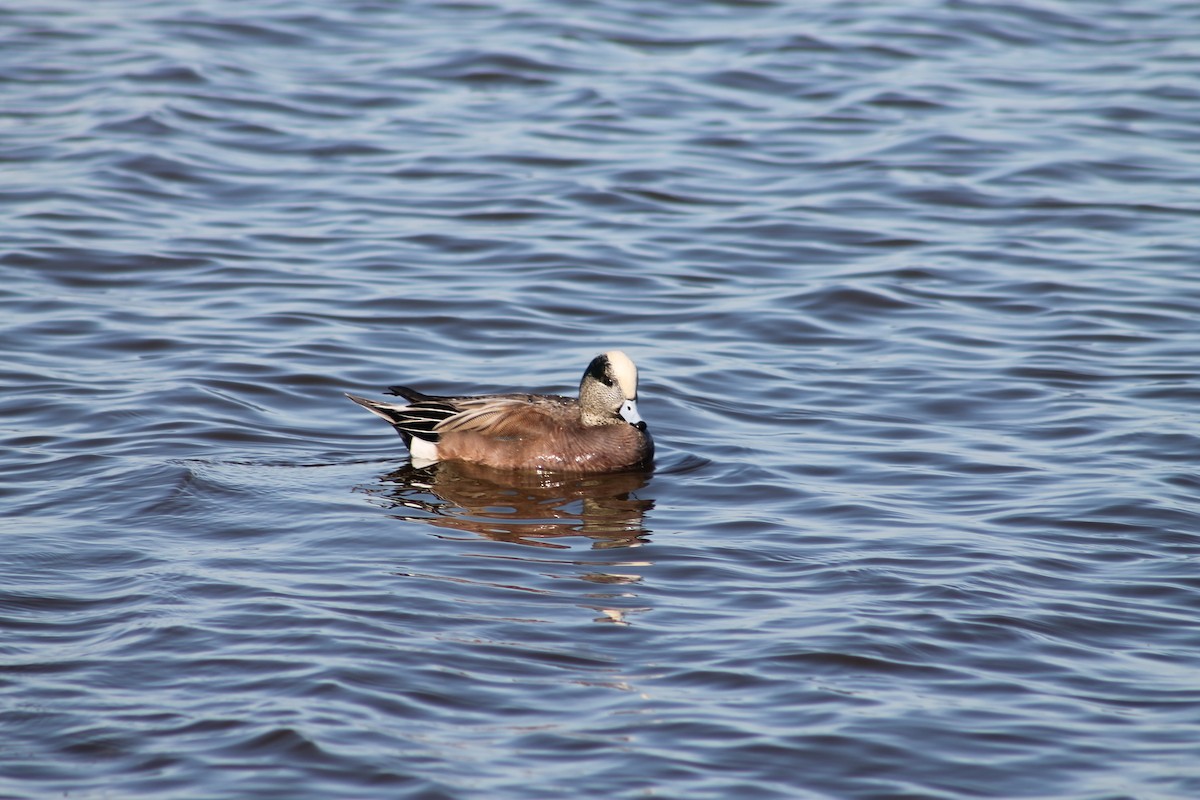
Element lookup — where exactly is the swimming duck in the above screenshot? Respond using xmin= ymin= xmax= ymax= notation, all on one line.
xmin=346 ymin=351 xmax=653 ymax=473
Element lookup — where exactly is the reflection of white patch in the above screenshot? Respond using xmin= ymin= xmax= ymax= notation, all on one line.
xmin=409 ymin=438 xmax=439 ymax=466
xmin=619 ymin=398 xmax=642 ymax=425
xmin=605 ymin=350 xmax=638 ymax=399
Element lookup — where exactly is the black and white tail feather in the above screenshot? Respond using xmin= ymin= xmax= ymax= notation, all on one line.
xmin=383 ymin=386 xmax=458 ymax=445
xmin=345 ymin=386 xmax=454 ymax=447
xmin=344 ymin=387 xmax=537 ymax=468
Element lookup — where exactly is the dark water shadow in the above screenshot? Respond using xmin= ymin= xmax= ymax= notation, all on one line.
xmin=358 ymin=461 xmax=656 ymax=550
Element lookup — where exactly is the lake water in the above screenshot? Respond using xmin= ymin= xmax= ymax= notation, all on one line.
xmin=4 ymin=1 xmax=1200 ymax=797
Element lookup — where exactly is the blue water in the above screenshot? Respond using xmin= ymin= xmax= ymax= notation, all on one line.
xmin=4 ymin=1 xmax=1200 ymax=797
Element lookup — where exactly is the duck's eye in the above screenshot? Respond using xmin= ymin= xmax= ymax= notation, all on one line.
xmin=585 ymin=356 xmax=612 ymax=385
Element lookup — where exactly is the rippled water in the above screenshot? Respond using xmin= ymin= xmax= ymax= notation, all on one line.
xmin=4 ymin=1 xmax=1200 ymax=797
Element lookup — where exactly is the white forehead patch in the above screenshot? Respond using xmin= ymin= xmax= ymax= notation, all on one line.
xmin=604 ymin=350 xmax=638 ymax=399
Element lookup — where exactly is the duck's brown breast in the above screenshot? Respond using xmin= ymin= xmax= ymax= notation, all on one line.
xmin=437 ymin=422 xmax=652 ymax=472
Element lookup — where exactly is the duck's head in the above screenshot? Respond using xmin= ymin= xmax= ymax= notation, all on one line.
xmin=579 ymin=350 xmax=644 ymax=429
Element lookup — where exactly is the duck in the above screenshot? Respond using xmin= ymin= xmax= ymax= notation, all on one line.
xmin=346 ymin=351 xmax=653 ymax=473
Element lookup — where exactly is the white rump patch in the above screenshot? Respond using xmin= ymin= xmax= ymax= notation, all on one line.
xmin=409 ymin=437 xmax=439 ymax=467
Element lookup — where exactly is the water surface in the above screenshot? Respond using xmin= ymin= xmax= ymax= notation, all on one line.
xmin=3 ymin=1 xmax=1200 ymax=798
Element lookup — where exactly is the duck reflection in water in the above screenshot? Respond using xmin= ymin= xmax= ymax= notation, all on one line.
xmin=362 ymin=460 xmax=655 ymax=550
